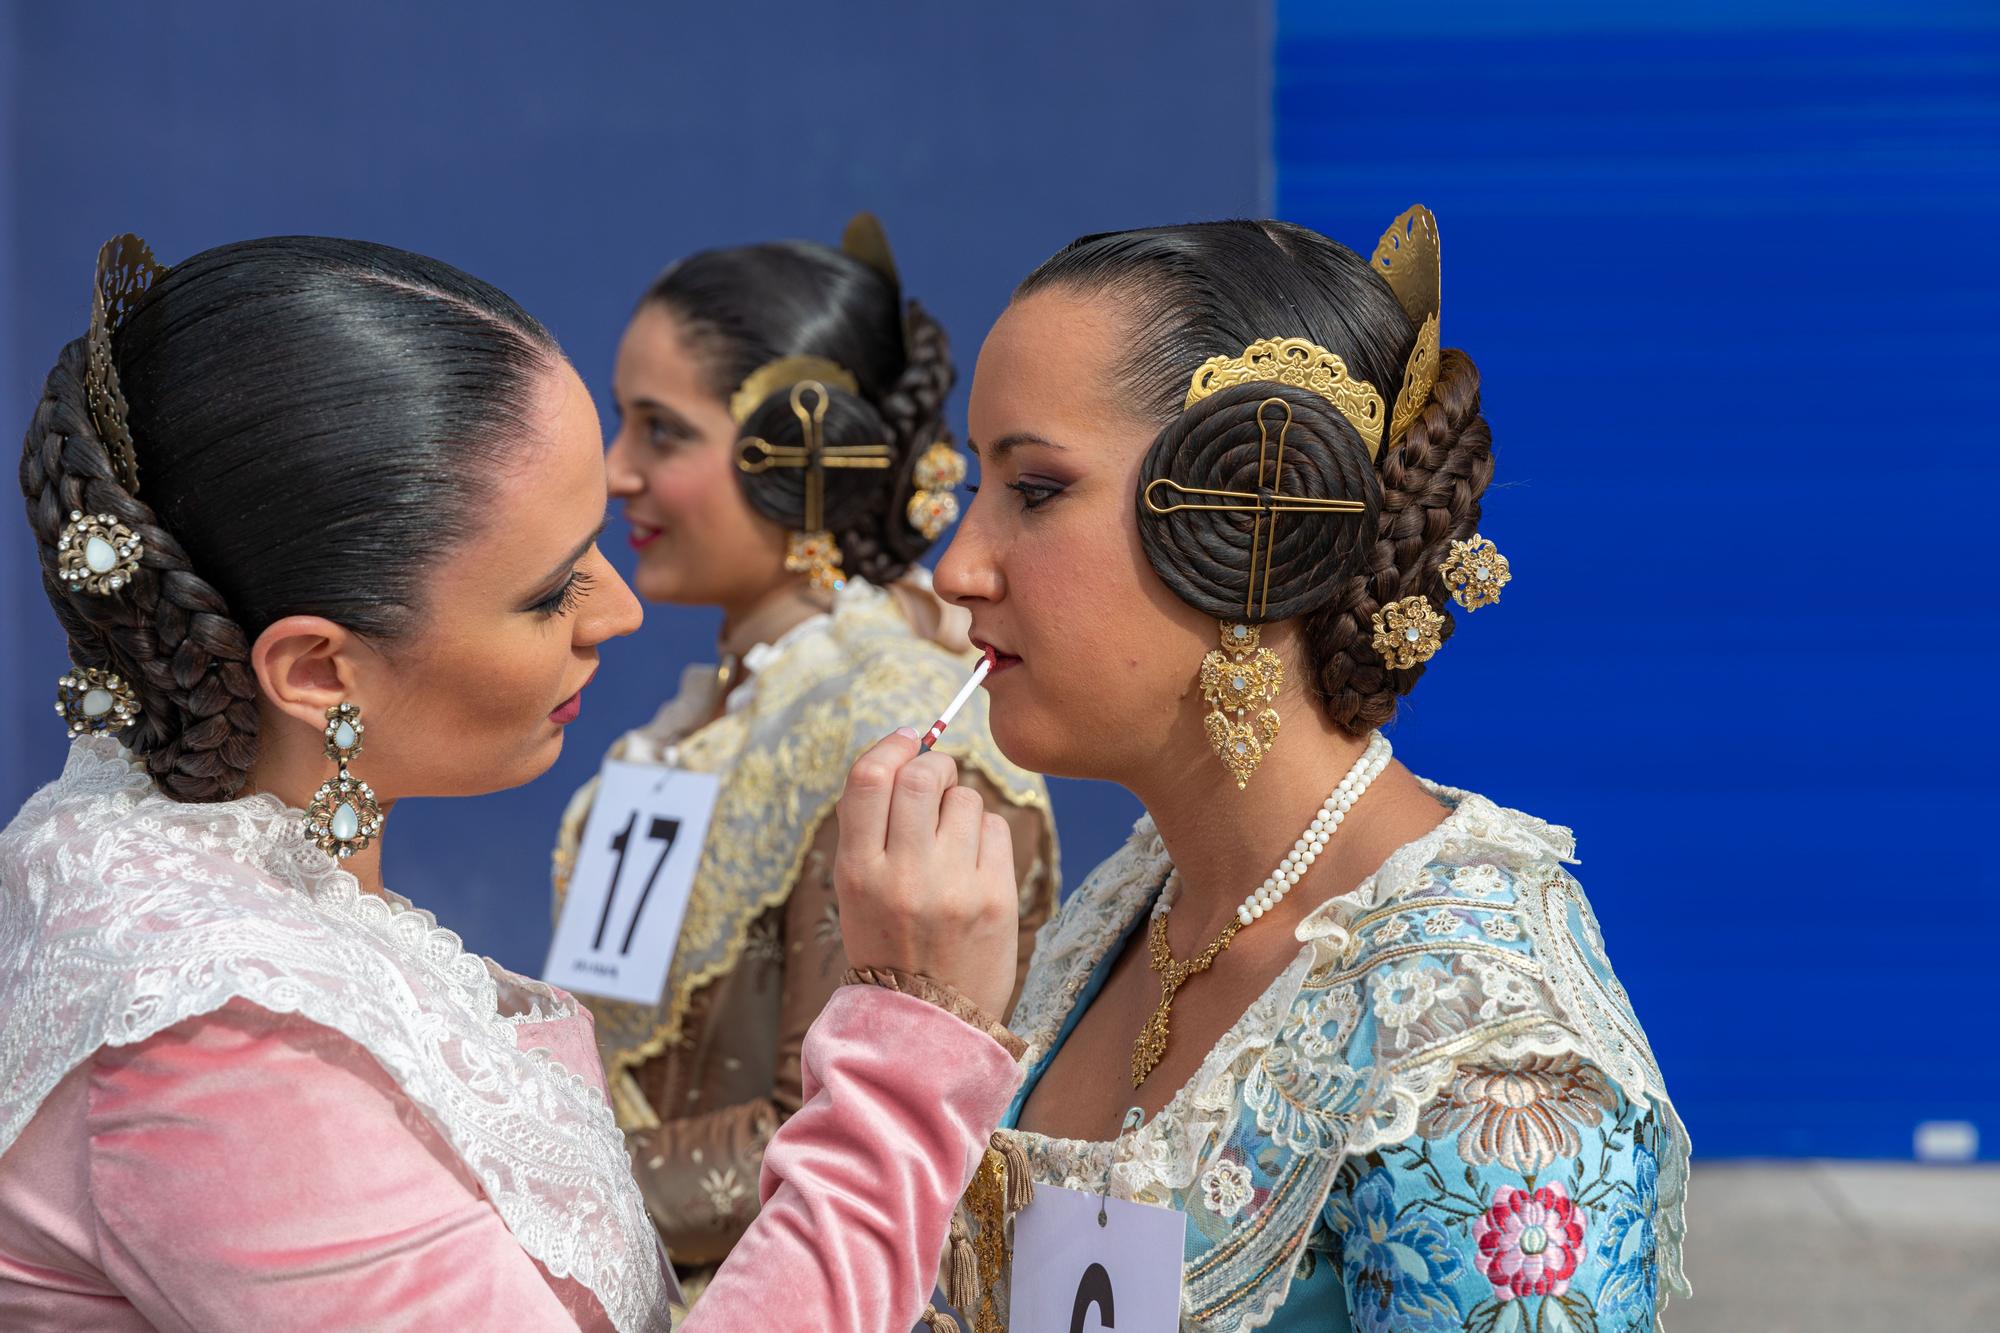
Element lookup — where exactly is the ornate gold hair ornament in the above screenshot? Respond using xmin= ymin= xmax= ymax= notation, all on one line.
xmin=84 ymin=234 xmax=165 ymax=494
xmin=1371 ymin=205 xmax=1442 ymax=449
xmin=1186 ymin=337 xmax=1386 ymax=459
xmin=729 ymin=355 xmax=858 ymax=425
xmin=737 ymin=380 xmax=893 ymax=591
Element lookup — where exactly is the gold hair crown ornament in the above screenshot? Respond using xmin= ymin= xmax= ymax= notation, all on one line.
xmin=737 ymin=380 xmax=893 ymax=592
xmin=1186 ymin=337 xmax=1386 ymax=459
xmin=730 ymin=355 xmax=857 ymax=425
xmin=84 ymin=235 xmax=165 ymax=495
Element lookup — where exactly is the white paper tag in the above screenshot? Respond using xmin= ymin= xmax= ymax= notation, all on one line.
xmin=1008 ymin=1182 xmax=1186 ymax=1333
xmin=543 ymin=759 xmax=720 ymax=1006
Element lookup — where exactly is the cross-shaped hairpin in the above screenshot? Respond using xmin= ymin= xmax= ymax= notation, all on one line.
xmin=736 ymin=381 xmax=893 ymax=531
xmin=1142 ymin=398 xmax=1366 ymax=618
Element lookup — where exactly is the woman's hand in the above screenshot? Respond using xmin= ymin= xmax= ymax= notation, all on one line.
xmin=833 ymin=731 xmax=1019 ymax=1021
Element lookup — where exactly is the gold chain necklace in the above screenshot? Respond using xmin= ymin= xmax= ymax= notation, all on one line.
xmin=1131 ymin=911 xmax=1243 ymax=1086
xmin=1129 ymin=734 xmax=1392 ymax=1087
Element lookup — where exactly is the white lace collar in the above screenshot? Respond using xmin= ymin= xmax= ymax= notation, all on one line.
xmin=0 ymin=740 xmax=671 ymax=1332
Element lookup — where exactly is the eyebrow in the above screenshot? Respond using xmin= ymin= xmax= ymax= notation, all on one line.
xmin=968 ymin=431 xmax=1070 ymax=460
xmin=529 ymin=517 xmax=608 ymax=596
xmin=625 ymin=395 xmax=697 ymax=434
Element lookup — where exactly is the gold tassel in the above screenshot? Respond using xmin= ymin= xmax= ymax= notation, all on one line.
xmin=943 ymin=1208 xmax=981 ymax=1315
xmin=920 ymin=1304 xmax=963 ymax=1333
xmin=994 ymin=1133 xmax=1035 ymax=1214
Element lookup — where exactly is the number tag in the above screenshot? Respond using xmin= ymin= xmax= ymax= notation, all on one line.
xmin=543 ymin=759 xmax=721 ymax=1006
xmin=1008 ymin=1183 xmax=1186 ymax=1332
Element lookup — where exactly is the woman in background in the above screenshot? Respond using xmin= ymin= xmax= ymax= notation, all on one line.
xmin=554 ymin=215 xmax=1056 ymax=1295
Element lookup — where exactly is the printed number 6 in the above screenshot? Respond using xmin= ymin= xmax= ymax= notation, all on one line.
xmin=1069 ymin=1262 xmax=1114 ymax=1331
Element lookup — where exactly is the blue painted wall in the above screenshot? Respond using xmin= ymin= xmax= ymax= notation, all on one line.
xmin=1274 ymin=0 xmax=2000 ymax=1158
xmin=0 ymin=2 xmax=1250 ymax=975
xmin=7 ymin=1 xmax=1990 ymax=1161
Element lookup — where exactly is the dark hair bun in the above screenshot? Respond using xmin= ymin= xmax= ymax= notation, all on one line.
xmin=21 ymin=338 xmax=260 ymax=801
xmin=735 ymin=378 xmax=899 ymax=536
xmin=1135 ymin=382 xmax=1379 ymax=624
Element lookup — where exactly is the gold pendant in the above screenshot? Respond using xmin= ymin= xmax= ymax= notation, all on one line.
xmin=1200 ymin=622 xmax=1283 ymax=789
xmin=1132 ymin=912 xmax=1242 ymax=1087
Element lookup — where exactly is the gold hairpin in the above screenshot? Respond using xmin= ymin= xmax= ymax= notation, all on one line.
xmin=1186 ymin=337 xmax=1387 ymax=460
xmin=736 ymin=380 xmax=893 ymax=591
xmin=1143 ymin=399 xmax=1366 ymax=620
xmin=84 ymin=235 xmax=164 ymax=495
xmin=1372 ymin=205 xmax=1442 ymax=449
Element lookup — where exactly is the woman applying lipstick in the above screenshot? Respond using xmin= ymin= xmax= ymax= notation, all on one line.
xmin=553 ymin=214 xmax=1057 ymax=1297
xmin=1 ymin=232 xmax=1040 ymax=1331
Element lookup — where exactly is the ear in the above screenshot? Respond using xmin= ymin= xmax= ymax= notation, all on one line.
xmin=251 ymin=615 xmax=367 ymax=730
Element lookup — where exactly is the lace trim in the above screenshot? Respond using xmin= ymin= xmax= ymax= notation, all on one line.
xmin=1001 ymin=782 xmax=1688 ymax=1332
xmin=0 ymin=740 xmax=669 ymax=1333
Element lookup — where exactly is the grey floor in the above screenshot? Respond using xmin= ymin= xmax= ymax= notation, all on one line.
xmin=1675 ymin=1162 xmax=2000 ymax=1331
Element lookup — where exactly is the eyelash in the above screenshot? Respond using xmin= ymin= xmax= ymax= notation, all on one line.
xmin=1006 ymin=479 xmax=1063 ymax=510
xmin=533 ymin=568 xmax=595 ymax=618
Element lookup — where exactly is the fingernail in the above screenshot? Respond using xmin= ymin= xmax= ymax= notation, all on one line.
xmin=893 ymin=727 xmax=919 ymax=740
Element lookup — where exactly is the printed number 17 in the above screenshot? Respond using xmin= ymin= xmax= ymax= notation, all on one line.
xmin=592 ymin=810 xmax=683 ymax=955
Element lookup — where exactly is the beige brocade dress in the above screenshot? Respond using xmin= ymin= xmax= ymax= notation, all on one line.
xmin=552 ymin=577 xmax=1057 ymax=1291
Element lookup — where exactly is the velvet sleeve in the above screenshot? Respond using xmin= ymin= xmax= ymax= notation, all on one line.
xmin=683 ymin=985 xmax=1024 ymax=1333
xmin=84 ymin=999 xmax=602 ymax=1332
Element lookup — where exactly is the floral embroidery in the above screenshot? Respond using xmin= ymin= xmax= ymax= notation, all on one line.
xmin=1418 ymin=1055 xmax=1617 ymax=1173
xmin=701 ymin=1166 xmax=749 ymax=1228
xmin=1423 ymin=908 xmax=1461 ymax=937
xmin=1370 ymin=963 xmax=1466 ymax=1049
xmin=1193 ymin=1070 xmax=1237 ymax=1115
xmin=1202 ymin=1158 xmax=1255 ymax=1219
xmin=1373 ymin=916 xmax=1412 ymax=946
xmin=1466 ymin=954 xmax=1542 ymax=1023
xmin=1596 ymin=1143 xmax=1661 ymax=1322
xmin=1450 ymin=863 xmax=1508 ymax=898
xmin=1479 ymin=915 xmax=1522 ymax=942
xmin=1325 ymin=1167 xmax=1465 ymax=1333
xmin=1474 ymin=1182 xmax=1589 ymax=1300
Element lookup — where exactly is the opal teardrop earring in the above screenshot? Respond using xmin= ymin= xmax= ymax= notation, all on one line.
xmin=305 ymin=702 xmax=383 ymax=859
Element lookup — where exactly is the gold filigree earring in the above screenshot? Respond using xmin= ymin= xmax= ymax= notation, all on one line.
xmin=1201 ymin=622 xmax=1284 ymax=789
xmin=305 ymin=703 xmax=383 ymax=859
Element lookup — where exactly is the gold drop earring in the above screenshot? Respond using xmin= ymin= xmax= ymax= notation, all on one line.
xmin=305 ymin=702 xmax=384 ymax=859
xmin=1200 ymin=623 xmax=1283 ymax=789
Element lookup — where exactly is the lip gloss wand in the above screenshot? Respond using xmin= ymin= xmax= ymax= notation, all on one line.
xmin=917 ymin=648 xmax=996 ymax=753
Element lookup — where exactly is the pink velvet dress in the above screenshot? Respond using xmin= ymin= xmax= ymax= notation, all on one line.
xmin=0 ymin=740 xmax=1020 ymax=1331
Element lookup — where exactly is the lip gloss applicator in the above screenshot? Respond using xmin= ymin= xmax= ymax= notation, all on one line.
xmin=917 ymin=647 xmax=996 ymax=753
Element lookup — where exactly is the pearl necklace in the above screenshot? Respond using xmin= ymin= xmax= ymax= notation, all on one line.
xmin=1131 ymin=732 xmax=1392 ymax=1086
xmin=1229 ymin=731 xmax=1392 ymax=926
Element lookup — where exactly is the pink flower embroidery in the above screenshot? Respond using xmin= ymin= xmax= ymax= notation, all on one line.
xmin=1473 ymin=1182 xmax=1588 ymax=1300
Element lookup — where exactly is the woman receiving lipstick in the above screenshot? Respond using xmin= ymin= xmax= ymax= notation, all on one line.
xmin=551 ymin=214 xmax=1058 ymax=1301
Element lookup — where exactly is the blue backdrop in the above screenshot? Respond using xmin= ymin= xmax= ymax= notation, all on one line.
xmin=3 ymin=1 xmax=1993 ymax=1161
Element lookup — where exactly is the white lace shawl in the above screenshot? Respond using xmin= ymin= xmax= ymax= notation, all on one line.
xmin=0 ymin=740 xmax=672 ymax=1333
xmin=1003 ymin=781 xmax=1691 ymax=1331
